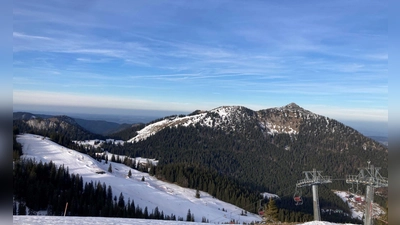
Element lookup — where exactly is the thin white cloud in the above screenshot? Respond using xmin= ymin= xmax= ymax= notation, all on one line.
xmin=13 ymin=32 xmax=52 ymax=40
xmin=76 ymin=58 xmax=112 ymax=63
xmin=365 ymin=53 xmax=388 ymax=61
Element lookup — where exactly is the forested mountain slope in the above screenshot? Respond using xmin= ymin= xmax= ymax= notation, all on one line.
xmin=13 ymin=115 xmax=103 ymax=141
xmin=13 ymin=112 xmax=129 ymax=136
xmin=105 ymin=103 xmax=387 ymax=203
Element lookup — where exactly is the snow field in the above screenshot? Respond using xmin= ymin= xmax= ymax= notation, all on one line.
xmin=17 ymin=134 xmax=262 ymax=224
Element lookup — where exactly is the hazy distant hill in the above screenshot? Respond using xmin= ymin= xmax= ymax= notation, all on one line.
xmin=13 ymin=114 xmax=102 ymax=141
xmin=73 ymin=118 xmax=131 ymax=136
xmin=13 ymin=112 xmax=132 ymax=136
xmin=107 ymin=123 xmax=146 ymax=140
xmin=367 ymin=136 xmax=388 ymax=146
xmin=13 ymin=112 xmax=52 ymax=120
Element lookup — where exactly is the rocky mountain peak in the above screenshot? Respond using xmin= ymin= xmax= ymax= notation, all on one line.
xmin=283 ymin=102 xmax=302 ymax=110
xmin=278 ymin=102 xmax=313 ymax=114
xmin=210 ymin=106 xmax=254 ymax=117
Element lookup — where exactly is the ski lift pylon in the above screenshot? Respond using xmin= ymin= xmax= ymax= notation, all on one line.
xmin=348 ymin=182 xmax=360 ymax=195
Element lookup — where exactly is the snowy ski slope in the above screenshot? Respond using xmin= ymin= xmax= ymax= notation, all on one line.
xmin=17 ymin=134 xmax=262 ymax=224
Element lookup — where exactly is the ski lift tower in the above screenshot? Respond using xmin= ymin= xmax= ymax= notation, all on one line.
xmin=296 ymin=168 xmax=332 ymax=221
xmin=346 ymin=161 xmax=388 ymax=225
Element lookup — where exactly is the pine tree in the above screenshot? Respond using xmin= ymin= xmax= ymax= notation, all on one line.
xmin=154 ymin=206 xmax=160 ymax=219
xmin=107 ymin=185 xmax=113 ymax=204
xmin=265 ymin=198 xmax=279 ymax=222
xmin=186 ymin=209 xmax=192 ymax=221
xmin=18 ymin=202 xmax=26 ymax=215
xmin=144 ymin=206 xmax=149 ymax=219
xmin=128 ymin=169 xmax=132 ymax=178
xmin=141 ymin=176 xmax=145 ymax=182
xmin=118 ymin=193 xmax=125 ymax=208
xmin=108 ymin=164 xmax=112 ymax=173
xmin=13 ymin=202 xmax=17 ymax=215
xmin=195 ymin=189 xmax=200 ymax=198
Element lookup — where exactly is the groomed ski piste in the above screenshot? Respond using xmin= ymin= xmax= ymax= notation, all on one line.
xmin=13 ymin=216 xmax=359 ymax=225
xmin=16 ymin=134 xmax=262 ymax=224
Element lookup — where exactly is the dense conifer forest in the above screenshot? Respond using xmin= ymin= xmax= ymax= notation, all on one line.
xmin=13 ymin=159 xmax=181 ymax=221
xmin=102 ymin=124 xmax=387 ymax=193
xmin=99 ymin=124 xmax=386 ymax=223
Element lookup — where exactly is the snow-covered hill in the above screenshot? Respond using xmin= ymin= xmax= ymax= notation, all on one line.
xmin=16 ymin=134 xmax=262 ymax=224
xmin=333 ymin=190 xmax=385 ymax=220
xmin=126 ymin=103 xmax=386 ymax=154
xmin=127 ymin=104 xmax=311 ymax=143
xmin=13 ymin=216 xmax=359 ymax=225
xmin=128 ymin=106 xmax=256 ymax=143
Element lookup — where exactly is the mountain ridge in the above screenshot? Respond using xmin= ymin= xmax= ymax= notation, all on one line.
xmin=127 ymin=103 xmax=386 ymax=154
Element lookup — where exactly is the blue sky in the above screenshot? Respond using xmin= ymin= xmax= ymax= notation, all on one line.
xmin=13 ymin=0 xmax=387 ymax=126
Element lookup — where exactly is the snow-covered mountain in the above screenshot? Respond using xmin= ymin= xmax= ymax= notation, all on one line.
xmin=128 ymin=105 xmax=256 ymax=143
xmin=127 ymin=103 xmax=386 ymax=153
xmin=120 ymin=103 xmax=388 ymax=212
xmin=16 ymin=134 xmax=262 ymax=224
xmin=127 ymin=103 xmax=312 ymax=143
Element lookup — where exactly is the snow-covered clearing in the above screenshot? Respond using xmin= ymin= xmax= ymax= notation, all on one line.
xmin=97 ymin=152 xmax=159 ymax=167
xmin=17 ymin=134 xmax=261 ymax=224
xmin=12 ymin=216 xmax=359 ymax=225
xmin=73 ymin=139 xmax=125 ymax=148
xmin=261 ymin=192 xmax=279 ymax=199
xmin=333 ymin=190 xmax=385 ymax=220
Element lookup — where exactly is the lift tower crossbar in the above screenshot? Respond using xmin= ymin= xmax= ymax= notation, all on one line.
xmin=346 ymin=162 xmax=388 ymax=225
xmin=296 ymin=168 xmax=332 ymax=221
